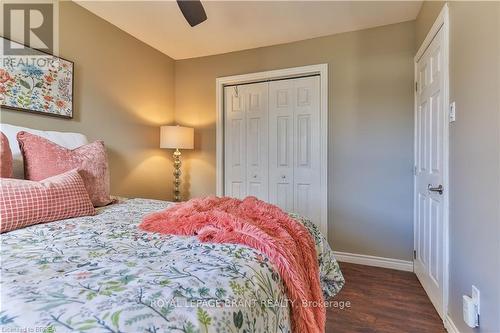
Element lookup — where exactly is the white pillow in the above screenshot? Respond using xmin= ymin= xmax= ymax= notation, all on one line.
xmin=0 ymin=123 xmax=88 ymax=179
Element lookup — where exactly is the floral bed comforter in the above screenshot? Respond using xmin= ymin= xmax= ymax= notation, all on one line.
xmin=1 ymin=199 xmax=344 ymax=333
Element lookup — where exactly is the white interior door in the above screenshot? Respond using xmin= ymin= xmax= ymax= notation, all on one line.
xmin=224 ymin=85 xmax=246 ymax=199
xmin=291 ymin=76 xmax=321 ymax=224
xmin=414 ymin=25 xmax=447 ymax=318
xmin=224 ymin=75 xmax=322 ymax=229
xmin=269 ymin=80 xmax=295 ymax=211
xmin=269 ymin=76 xmax=321 ymax=225
xmin=224 ymin=82 xmax=269 ymax=200
xmin=245 ymin=82 xmax=269 ymax=200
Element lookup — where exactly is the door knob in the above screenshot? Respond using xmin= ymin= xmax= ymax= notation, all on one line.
xmin=281 ymin=175 xmax=286 ymax=179
xmin=427 ymin=184 xmax=444 ymax=195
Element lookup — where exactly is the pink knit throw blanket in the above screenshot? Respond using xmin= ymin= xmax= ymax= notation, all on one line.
xmin=139 ymin=196 xmax=325 ymax=333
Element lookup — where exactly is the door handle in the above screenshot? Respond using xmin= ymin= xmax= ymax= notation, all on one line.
xmin=427 ymin=184 xmax=444 ymax=195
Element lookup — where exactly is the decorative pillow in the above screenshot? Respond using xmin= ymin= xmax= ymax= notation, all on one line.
xmin=1 ymin=169 xmax=96 ymax=233
xmin=17 ymin=131 xmax=112 ymax=206
xmin=0 ymin=132 xmax=13 ymax=178
xmin=1 ymin=123 xmax=89 ymax=179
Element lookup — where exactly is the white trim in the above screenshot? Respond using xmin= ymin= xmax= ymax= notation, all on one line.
xmin=333 ymin=251 xmax=414 ymax=272
xmin=444 ymin=315 xmax=461 ymax=333
xmin=413 ymin=3 xmax=450 ymax=320
xmin=215 ymin=64 xmax=329 ymax=237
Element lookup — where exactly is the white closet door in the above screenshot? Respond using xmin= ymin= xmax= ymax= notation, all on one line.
xmin=269 ymin=76 xmax=321 ymax=225
xmin=224 ymin=86 xmax=246 ymax=199
xmin=269 ymin=80 xmax=294 ymax=211
xmin=293 ymin=76 xmax=321 ymax=224
xmin=224 ymin=83 xmax=269 ymax=200
xmin=245 ymin=82 xmax=269 ymax=200
xmin=225 ymin=76 xmax=320 ymax=226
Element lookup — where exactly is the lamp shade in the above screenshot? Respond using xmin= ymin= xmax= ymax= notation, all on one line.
xmin=160 ymin=126 xmax=194 ymax=149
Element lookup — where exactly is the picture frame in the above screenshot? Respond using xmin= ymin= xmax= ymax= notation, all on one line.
xmin=0 ymin=36 xmax=74 ymax=119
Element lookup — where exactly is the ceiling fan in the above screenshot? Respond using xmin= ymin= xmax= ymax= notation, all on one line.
xmin=176 ymin=0 xmax=207 ymax=27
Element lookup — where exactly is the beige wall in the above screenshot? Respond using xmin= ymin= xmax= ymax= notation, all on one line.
xmin=447 ymin=3 xmax=500 ymax=332
xmin=175 ymin=21 xmax=416 ymax=260
xmin=0 ymin=1 xmax=176 ymax=200
xmin=416 ymin=2 xmax=500 ymax=332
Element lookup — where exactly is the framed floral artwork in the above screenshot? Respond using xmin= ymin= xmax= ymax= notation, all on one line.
xmin=0 ymin=37 xmax=74 ymax=119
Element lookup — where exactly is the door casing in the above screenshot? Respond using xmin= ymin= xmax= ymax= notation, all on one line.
xmin=215 ymin=64 xmax=329 ymax=237
xmin=413 ymin=3 xmax=450 ymax=321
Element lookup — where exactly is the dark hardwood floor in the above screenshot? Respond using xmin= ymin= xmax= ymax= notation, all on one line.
xmin=326 ymin=262 xmax=446 ymax=333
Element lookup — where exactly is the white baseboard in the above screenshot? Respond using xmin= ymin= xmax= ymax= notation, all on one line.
xmin=444 ymin=315 xmax=461 ymax=333
xmin=333 ymin=251 xmax=414 ymax=272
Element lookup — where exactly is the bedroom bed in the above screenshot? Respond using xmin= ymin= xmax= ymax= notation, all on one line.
xmin=0 ymin=124 xmax=344 ymax=333
xmin=1 ymin=198 xmax=344 ymax=333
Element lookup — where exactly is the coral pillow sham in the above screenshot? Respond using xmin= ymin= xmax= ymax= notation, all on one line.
xmin=17 ymin=131 xmax=112 ymax=206
xmin=1 ymin=132 xmax=13 ymax=178
xmin=0 ymin=169 xmax=96 ymax=233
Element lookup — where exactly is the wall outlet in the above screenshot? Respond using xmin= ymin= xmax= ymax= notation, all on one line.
xmin=463 ymin=286 xmax=480 ymax=328
xmin=449 ymin=102 xmax=456 ymax=122
xmin=472 ymin=285 xmax=480 ymax=315
xmin=463 ymin=295 xmax=478 ymax=328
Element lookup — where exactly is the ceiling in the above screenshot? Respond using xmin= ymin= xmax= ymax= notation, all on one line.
xmin=76 ymin=1 xmax=423 ymax=60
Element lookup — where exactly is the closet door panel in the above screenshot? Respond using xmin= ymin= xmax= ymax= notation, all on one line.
xmin=224 ymin=86 xmax=246 ymax=199
xmin=269 ymin=80 xmax=294 ymax=211
xmin=244 ymin=82 xmax=269 ymax=201
xmin=225 ymin=76 xmax=321 ymax=229
xmin=293 ymin=76 xmax=321 ymax=224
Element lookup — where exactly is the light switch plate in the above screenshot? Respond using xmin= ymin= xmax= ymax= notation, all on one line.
xmin=450 ymin=102 xmax=456 ymax=122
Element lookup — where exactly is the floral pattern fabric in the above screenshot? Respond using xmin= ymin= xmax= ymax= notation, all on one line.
xmin=1 ymin=199 xmax=344 ymax=333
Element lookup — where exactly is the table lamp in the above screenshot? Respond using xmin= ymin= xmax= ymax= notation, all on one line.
xmin=160 ymin=125 xmax=194 ymax=202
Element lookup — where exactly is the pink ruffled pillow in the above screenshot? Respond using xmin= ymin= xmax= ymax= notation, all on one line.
xmin=17 ymin=131 xmax=112 ymax=206
xmin=1 ymin=169 xmax=96 ymax=233
xmin=1 ymin=132 xmax=13 ymax=178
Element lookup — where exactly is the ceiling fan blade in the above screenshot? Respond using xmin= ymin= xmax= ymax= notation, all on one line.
xmin=176 ymin=0 xmax=207 ymax=27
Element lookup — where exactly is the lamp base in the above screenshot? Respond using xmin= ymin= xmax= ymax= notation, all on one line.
xmin=173 ymin=149 xmax=181 ymax=202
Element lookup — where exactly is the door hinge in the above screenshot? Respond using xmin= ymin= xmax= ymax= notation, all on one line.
xmin=413 ymin=250 xmax=417 ymax=260
xmin=413 ymin=166 xmax=417 ymax=176
xmin=415 ymin=82 xmax=418 ymax=92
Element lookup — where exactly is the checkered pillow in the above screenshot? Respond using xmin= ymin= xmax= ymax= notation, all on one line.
xmin=1 ymin=169 xmax=96 ymax=233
